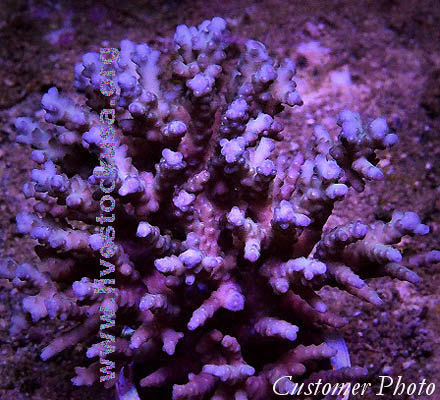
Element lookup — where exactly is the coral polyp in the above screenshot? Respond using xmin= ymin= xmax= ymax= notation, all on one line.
xmin=2 ymin=16 xmax=438 ymax=400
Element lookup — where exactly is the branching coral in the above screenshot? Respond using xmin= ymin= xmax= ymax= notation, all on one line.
xmin=2 ymin=16 xmax=439 ymax=400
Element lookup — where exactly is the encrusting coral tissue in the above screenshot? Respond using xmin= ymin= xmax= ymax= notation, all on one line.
xmin=2 ymin=16 xmax=439 ymax=399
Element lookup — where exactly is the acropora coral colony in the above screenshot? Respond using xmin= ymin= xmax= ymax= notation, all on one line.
xmin=2 ymin=16 xmax=439 ymax=400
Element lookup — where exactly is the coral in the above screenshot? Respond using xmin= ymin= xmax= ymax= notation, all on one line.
xmin=2 ymin=16 xmax=439 ymax=400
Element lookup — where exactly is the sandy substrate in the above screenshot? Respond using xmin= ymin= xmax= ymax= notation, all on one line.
xmin=0 ymin=1 xmax=439 ymax=399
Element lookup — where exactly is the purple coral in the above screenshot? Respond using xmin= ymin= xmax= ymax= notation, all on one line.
xmin=2 ymin=16 xmax=438 ymax=400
